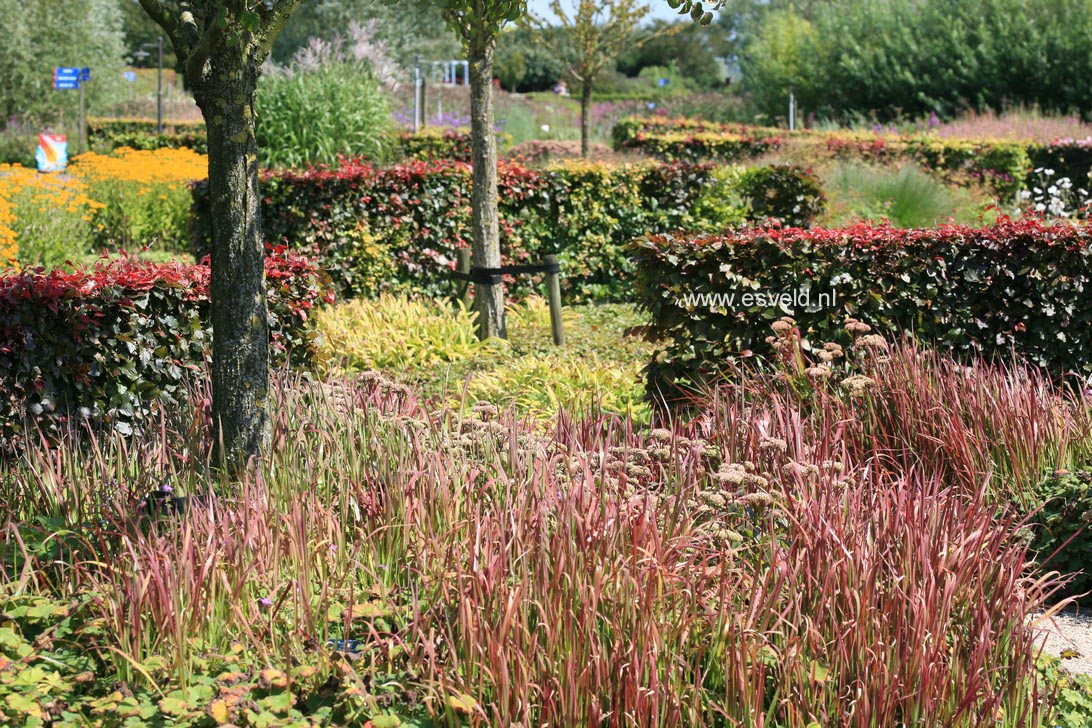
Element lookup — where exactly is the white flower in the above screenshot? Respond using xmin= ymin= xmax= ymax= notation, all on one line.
xmin=541 ymin=124 xmax=550 ymax=133
xmin=1019 ymin=190 xmax=1032 ymax=199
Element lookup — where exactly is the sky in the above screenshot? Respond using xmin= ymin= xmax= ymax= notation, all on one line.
xmin=525 ymin=0 xmax=689 ymax=26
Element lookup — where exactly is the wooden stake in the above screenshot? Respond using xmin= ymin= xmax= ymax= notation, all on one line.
xmin=544 ymin=254 xmax=565 ymax=346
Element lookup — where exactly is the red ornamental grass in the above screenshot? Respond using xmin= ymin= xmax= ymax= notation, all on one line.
xmin=2 ymin=348 xmax=1071 ymax=726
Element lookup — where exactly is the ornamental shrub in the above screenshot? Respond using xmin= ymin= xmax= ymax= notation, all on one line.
xmin=615 ymin=129 xmax=784 ymax=163
xmin=1028 ymin=140 xmax=1092 ymax=194
xmin=192 ymin=158 xmax=749 ymax=303
xmin=0 ymin=249 xmax=332 ymax=455
xmin=1026 ymin=470 xmax=1092 ymax=605
xmin=737 ymin=164 xmax=825 ymax=227
xmin=633 ymin=219 xmax=1092 ymax=403
xmin=613 ymin=117 xmax=1092 ymax=198
xmin=396 ymin=127 xmax=474 ymax=162
xmin=256 ymin=61 xmax=393 ymax=169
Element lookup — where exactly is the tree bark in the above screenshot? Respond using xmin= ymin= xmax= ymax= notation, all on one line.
xmin=581 ymin=80 xmax=592 ymax=158
xmin=193 ymin=60 xmax=270 ymax=475
xmin=468 ymin=41 xmax=506 ymax=340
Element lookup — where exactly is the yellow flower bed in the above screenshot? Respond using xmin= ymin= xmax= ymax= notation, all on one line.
xmin=69 ymin=147 xmax=208 ymax=186
xmin=0 ymin=194 xmax=17 ymax=264
xmin=0 ymin=165 xmax=105 ymax=268
xmin=0 ymin=147 xmax=208 ymax=268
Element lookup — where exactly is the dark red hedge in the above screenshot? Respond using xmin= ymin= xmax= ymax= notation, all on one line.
xmin=0 ymin=248 xmax=333 ymax=454
xmin=634 ymin=218 xmax=1092 ymax=403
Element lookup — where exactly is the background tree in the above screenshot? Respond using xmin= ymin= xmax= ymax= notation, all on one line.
xmin=734 ymin=0 xmax=1092 ymax=122
xmin=617 ymin=18 xmax=731 ymax=90
xmin=738 ymin=7 xmax=821 ymax=123
xmin=496 ymin=27 xmax=566 ymax=91
xmin=435 ymin=0 xmax=525 ymax=340
xmin=121 ymin=0 xmax=180 ymax=69
xmin=0 ymin=0 xmax=127 ymax=126
xmin=531 ymin=0 xmax=668 ymax=157
xmin=138 ymin=0 xmax=304 ymax=474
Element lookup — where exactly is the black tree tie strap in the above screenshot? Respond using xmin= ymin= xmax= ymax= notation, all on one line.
xmin=451 ymin=261 xmax=561 ymax=285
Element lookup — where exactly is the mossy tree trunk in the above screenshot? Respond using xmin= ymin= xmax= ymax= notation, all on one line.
xmin=194 ymin=63 xmax=270 ymax=473
xmin=468 ymin=39 xmax=506 ymax=339
xmin=138 ymin=0 xmax=302 ymax=476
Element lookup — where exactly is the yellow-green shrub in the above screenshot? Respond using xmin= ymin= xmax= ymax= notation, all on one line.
xmin=313 ymin=295 xmax=649 ymax=421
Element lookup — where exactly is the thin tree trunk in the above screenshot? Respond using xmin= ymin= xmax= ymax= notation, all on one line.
xmin=581 ymin=80 xmax=592 ymax=158
xmin=194 ymin=61 xmax=270 ymax=475
xmin=468 ymin=42 xmax=506 ymax=340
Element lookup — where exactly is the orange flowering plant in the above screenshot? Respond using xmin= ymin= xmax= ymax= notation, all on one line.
xmin=0 ymin=164 xmax=104 ymax=269
xmin=0 ymin=147 xmax=207 ymax=270
xmin=70 ymin=147 xmax=207 ymax=252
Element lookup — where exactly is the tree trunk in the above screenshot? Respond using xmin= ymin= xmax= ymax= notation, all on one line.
xmin=468 ymin=41 xmax=506 ymax=340
xmin=194 ymin=61 xmax=270 ymax=475
xmin=581 ymin=80 xmax=592 ymax=158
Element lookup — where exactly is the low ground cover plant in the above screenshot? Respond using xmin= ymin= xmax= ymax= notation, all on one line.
xmin=314 ymin=294 xmax=652 ymax=421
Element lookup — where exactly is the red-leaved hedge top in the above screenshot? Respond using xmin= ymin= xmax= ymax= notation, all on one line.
xmin=634 ymin=218 xmax=1092 ymax=404
xmin=0 ymin=248 xmax=333 ymax=454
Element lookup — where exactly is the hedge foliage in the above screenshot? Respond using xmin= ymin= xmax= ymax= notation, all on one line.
xmin=612 ymin=117 xmax=783 ymax=163
xmin=87 ymin=117 xmax=208 ymax=154
xmin=0 ymin=249 xmax=332 ymax=454
xmin=395 ymin=127 xmax=476 ymax=162
xmin=191 ymin=158 xmax=816 ymax=302
xmin=633 ymin=219 xmax=1091 ymax=402
xmin=614 ymin=117 xmax=1092 ymax=197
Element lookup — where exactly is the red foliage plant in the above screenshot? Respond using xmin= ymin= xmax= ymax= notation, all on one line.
xmin=0 ymin=248 xmax=332 ymax=454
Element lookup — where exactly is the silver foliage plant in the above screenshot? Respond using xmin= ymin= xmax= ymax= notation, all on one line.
xmin=270 ymin=20 xmax=400 ymax=90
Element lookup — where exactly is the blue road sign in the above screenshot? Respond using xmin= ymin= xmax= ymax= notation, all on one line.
xmin=54 ymin=67 xmax=80 ymax=79
xmin=123 ymin=71 xmax=137 ymax=82
xmin=54 ymin=80 xmax=80 ymax=90
xmin=80 ymin=68 xmax=90 ymax=81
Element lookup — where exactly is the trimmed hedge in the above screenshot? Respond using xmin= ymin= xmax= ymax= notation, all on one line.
xmin=614 ymin=117 xmax=1092 ymax=198
xmin=633 ymin=219 xmax=1092 ymax=402
xmin=394 ymin=127 xmax=484 ymax=162
xmin=0 ymin=249 xmax=332 ymax=454
xmin=737 ymin=165 xmax=826 ymax=228
xmin=612 ymin=118 xmax=783 ymax=163
xmin=87 ymin=117 xmax=208 ymax=154
xmin=191 ymin=158 xmax=792 ymax=302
